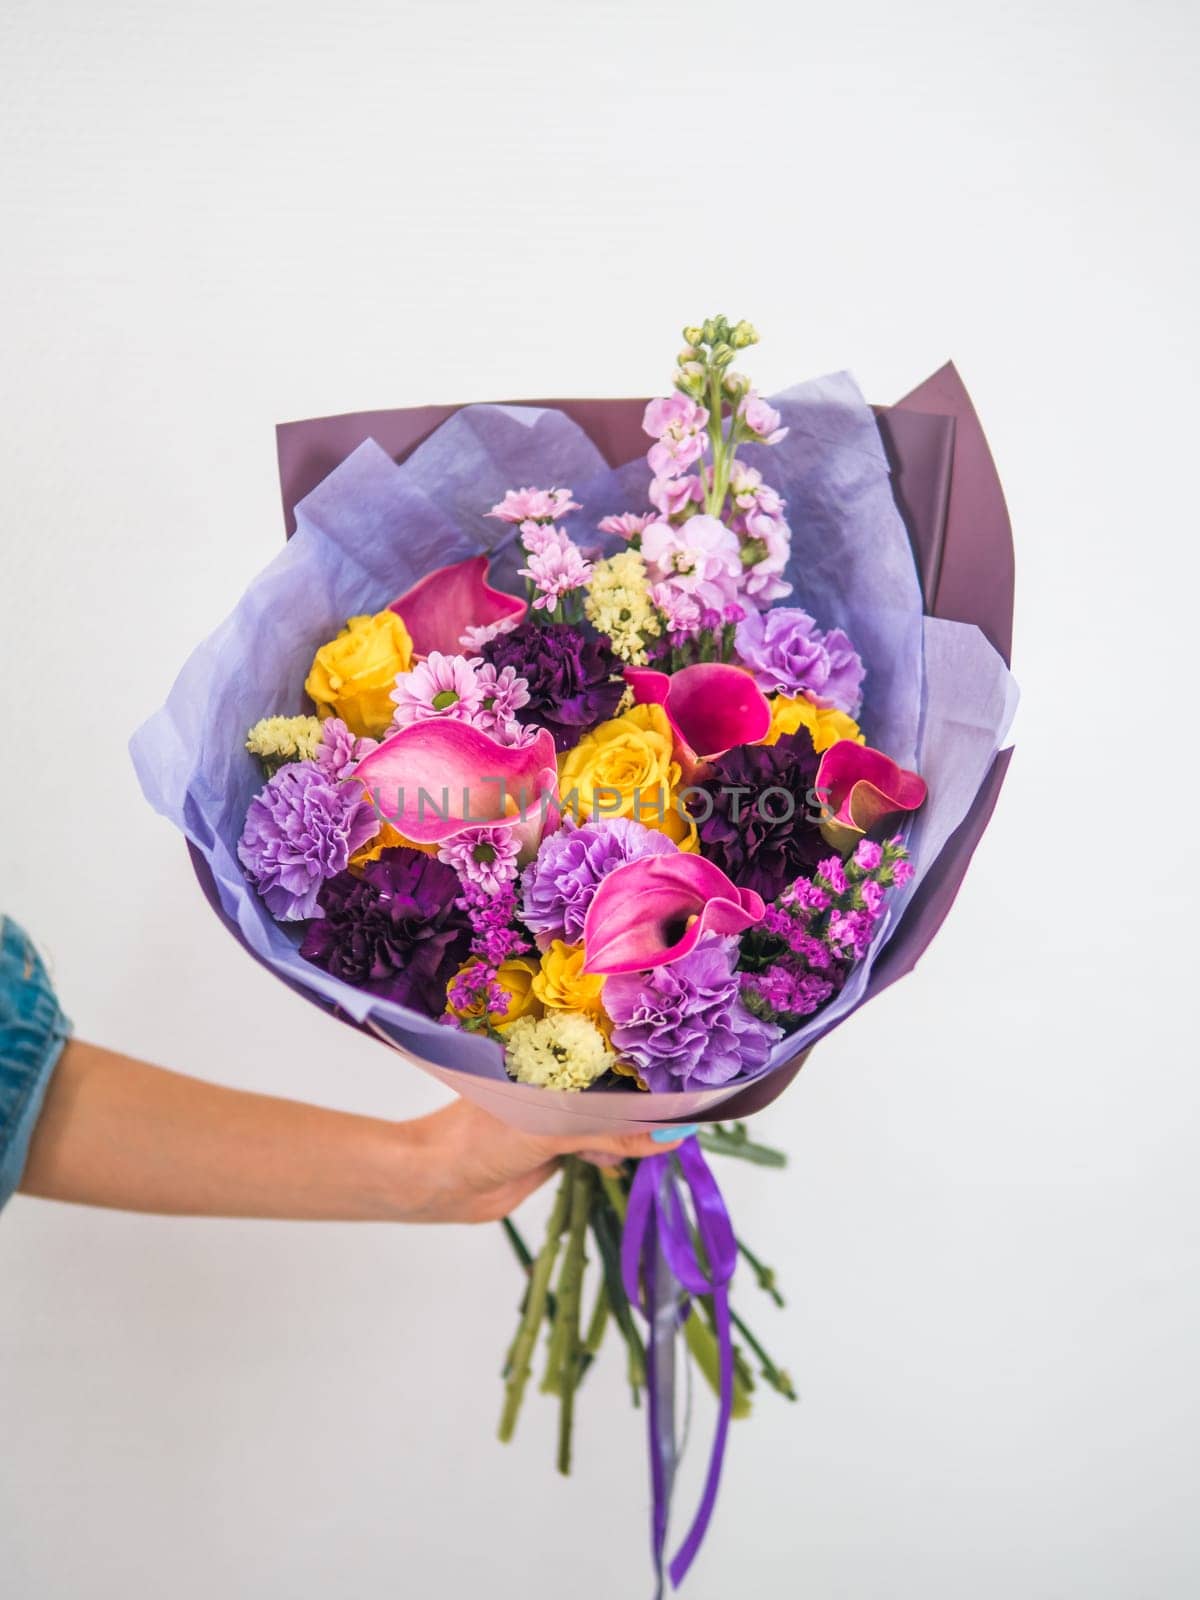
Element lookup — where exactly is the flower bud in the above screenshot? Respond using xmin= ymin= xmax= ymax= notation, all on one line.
xmin=710 ymin=342 xmax=735 ymax=367
xmin=731 ymin=320 xmax=759 ymax=349
xmin=678 ymin=345 xmax=700 ymax=365
xmin=723 ymin=369 xmax=750 ymax=396
xmin=682 ymin=325 xmax=704 ymax=347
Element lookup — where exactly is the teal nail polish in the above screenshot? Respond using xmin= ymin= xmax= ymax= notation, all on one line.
xmin=651 ymin=1124 xmax=698 ymax=1143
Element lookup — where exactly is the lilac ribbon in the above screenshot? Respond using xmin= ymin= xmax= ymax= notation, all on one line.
xmin=621 ymin=1136 xmax=738 ymax=1593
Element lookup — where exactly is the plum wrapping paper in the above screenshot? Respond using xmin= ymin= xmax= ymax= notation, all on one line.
xmin=131 ymin=370 xmax=1017 ymax=1134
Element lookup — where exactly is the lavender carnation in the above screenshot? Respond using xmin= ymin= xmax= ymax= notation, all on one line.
xmin=520 ymin=818 xmax=677 ymax=948
xmin=238 ymin=763 xmax=380 ymax=922
xmin=299 ymin=847 xmax=471 ymax=1015
xmin=481 ymin=621 xmax=623 ymax=752
xmin=696 ymin=731 xmax=826 ymax=902
xmin=603 ymin=935 xmax=781 ymax=1093
xmin=735 ymin=607 xmax=864 ymax=715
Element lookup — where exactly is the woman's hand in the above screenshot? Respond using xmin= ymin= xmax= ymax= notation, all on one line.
xmin=397 ymin=1097 xmax=692 ymax=1223
xmin=19 ymin=1040 xmax=691 ymax=1224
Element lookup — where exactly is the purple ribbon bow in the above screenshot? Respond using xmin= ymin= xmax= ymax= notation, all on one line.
xmin=621 ymin=1135 xmax=738 ymax=1594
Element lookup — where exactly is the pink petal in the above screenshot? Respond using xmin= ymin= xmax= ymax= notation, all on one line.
xmin=815 ymin=740 xmax=927 ymax=850
xmin=582 ymin=854 xmax=764 ymax=975
xmin=625 ymin=663 xmax=771 ymax=783
xmin=355 ymin=720 xmax=558 ymax=851
xmin=389 ymin=555 xmax=526 ymax=658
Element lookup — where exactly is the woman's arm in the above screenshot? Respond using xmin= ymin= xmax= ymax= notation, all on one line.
xmin=18 ymin=1039 xmax=686 ymax=1223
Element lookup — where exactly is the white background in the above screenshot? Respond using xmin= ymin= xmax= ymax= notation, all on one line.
xmin=1 ymin=1 xmax=1196 ymax=1596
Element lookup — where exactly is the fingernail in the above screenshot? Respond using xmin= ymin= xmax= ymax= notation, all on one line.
xmin=651 ymin=1124 xmax=698 ymax=1143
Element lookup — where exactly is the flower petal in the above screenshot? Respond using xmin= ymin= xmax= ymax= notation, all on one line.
xmin=815 ymin=740 xmax=927 ymax=851
xmin=625 ymin=662 xmax=771 ymax=783
xmin=582 ymin=853 xmax=764 ymax=975
xmin=389 ymin=554 xmax=526 ymax=657
xmin=355 ymin=719 xmax=559 ymax=852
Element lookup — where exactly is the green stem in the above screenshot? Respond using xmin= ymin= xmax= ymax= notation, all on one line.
xmin=498 ymin=1171 xmax=571 ymax=1442
xmin=590 ymin=1189 xmax=646 ymax=1401
xmin=736 ymin=1236 xmax=785 ymax=1308
xmin=727 ymin=1304 xmax=797 ymax=1401
xmin=555 ymin=1159 xmax=594 ymax=1475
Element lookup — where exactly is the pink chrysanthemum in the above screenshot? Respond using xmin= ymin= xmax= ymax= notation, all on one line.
xmin=437 ymin=826 xmax=522 ymax=895
xmin=488 ymin=487 xmax=581 ymax=524
xmin=597 ymin=510 xmax=660 ymax=540
xmin=390 ymin=651 xmax=484 ymax=729
xmin=519 ymin=528 xmax=594 ymax=610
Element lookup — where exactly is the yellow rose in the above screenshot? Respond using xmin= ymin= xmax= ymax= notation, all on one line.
xmin=763 ymin=693 xmax=864 ymax=753
xmin=446 ymin=956 xmax=542 ymax=1034
xmin=532 ymin=941 xmax=608 ymax=1023
xmin=305 ymin=610 xmax=413 ymax=738
xmin=557 ymin=703 xmax=698 ymax=850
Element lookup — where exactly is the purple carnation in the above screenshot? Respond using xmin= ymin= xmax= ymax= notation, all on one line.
xmin=238 ymin=764 xmax=380 ymax=922
xmin=299 ymin=847 xmax=472 ymax=1015
xmin=481 ymin=621 xmax=623 ymax=752
xmin=696 ymin=731 xmax=827 ymax=902
xmin=520 ymin=817 xmax=677 ymax=948
xmin=603 ymin=935 xmax=781 ymax=1093
xmin=734 ymin=608 xmax=864 ymax=715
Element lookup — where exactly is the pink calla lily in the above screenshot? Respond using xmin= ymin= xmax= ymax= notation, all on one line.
xmin=389 ymin=555 xmax=526 ymax=657
xmin=354 ymin=719 xmax=558 ymax=861
xmin=815 ymin=740 xmax=927 ymax=853
xmin=625 ymin=663 xmax=772 ymax=782
xmin=582 ymin=854 xmax=765 ymax=976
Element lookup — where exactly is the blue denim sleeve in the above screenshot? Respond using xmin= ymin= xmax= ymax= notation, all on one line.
xmin=0 ymin=917 xmax=73 ymax=1210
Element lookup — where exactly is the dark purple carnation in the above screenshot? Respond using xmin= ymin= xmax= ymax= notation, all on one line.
xmin=603 ymin=935 xmax=780 ymax=1092
xmin=300 ymin=847 xmax=471 ymax=1015
xmin=480 ymin=621 xmax=623 ymax=752
xmin=695 ymin=730 xmax=826 ymax=902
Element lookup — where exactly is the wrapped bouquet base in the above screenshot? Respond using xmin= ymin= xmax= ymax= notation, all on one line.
xmin=135 ymin=327 xmax=1016 ymax=1592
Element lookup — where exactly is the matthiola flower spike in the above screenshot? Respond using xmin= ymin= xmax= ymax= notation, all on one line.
xmin=738 ymin=390 xmax=788 ymax=444
xmin=643 ymin=393 xmax=710 ymax=478
xmin=642 ymin=514 xmax=742 ymax=615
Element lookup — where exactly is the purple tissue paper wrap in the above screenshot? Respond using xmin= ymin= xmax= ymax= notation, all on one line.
xmin=131 ymin=365 xmax=1016 ymax=1136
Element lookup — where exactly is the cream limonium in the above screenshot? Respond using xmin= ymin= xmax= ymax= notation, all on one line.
xmin=583 ymin=549 xmax=662 ymax=665
xmin=503 ymin=1011 xmax=615 ymax=1091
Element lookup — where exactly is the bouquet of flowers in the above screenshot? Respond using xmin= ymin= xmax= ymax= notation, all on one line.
xmin=132 ymin=317 xmax=1016 ymax=1592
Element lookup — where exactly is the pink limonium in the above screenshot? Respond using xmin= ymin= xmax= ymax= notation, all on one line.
xmin=354 ymin=720 xmax=559 ymax=863
xmin=641 ymin=513 xmax=742 ymax=614
xmin=643 ymin=393 xmax=710 ymax=479
xmin=597 ymin=510 xmax=660 ymax=541
xmin=519 ymin=526 xmax=594 ymax=610
xmin=814 ymin=741 xmax=927 ymax=854
xmin=390 ymin=554 xmax=526 ymax=659
xmin=391 ymin=651 xmax=484 ymax=729
xmin=582 ymin=853 xmax=765 ymax=976
xmin=738 ymin=390 xmax=788 ymax=445
xmin=488 ymin=487 xmax=581 ymax=524
xmin=625 ymin=662 xmax=772 ymax=783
